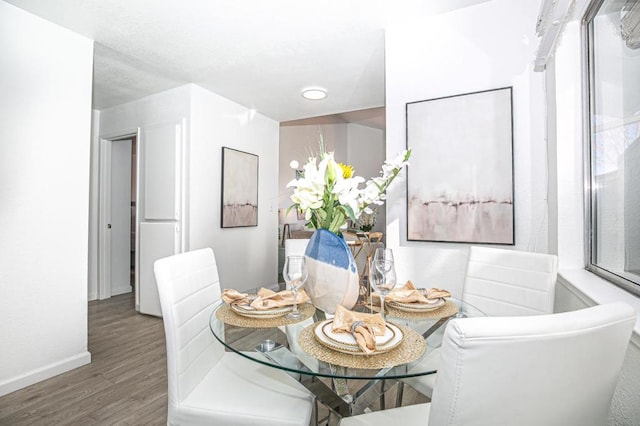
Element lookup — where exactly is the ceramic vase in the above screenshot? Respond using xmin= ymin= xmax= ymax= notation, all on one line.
xmin=304 ymin=228 xmax=360 ymax=314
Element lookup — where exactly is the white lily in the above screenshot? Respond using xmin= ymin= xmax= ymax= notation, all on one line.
xmin=286 ymin=137 xmax=411 ymax=235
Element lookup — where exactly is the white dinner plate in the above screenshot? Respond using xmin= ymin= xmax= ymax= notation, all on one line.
xmin=313 ymin=320 xmax=404 ymax=355
xmin=230 ymin=303 xmax=293 ymax=318
xmin=387 ymin=297 xmax=446 ymax=312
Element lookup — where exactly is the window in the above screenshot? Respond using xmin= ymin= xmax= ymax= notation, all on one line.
xmin=585 ymin=0 xmax=640 ymax=295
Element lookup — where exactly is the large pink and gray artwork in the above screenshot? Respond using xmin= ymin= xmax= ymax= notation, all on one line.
xmin=221 ymin=147 xmax=258 ymax=228
xmin=406 ymin=87 xmax=514 ymax=244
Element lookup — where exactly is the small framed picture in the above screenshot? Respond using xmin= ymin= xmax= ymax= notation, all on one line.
xmin=221 ymin=147 xmax=258 ymax=228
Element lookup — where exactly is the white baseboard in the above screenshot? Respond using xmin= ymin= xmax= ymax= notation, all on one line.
xmin=88 ymin=289 xmax=98 ymax=301
xmin=111 ymin=285 xmax=133 ymax=296
xmin=0 ymin=351 xmax=92 ymax=397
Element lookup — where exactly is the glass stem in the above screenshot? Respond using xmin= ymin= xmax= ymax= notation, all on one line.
xmin=292 ymin=287 xmax=298 ymax=313
xmin=380 ymin=294 xmax=385 ymax=319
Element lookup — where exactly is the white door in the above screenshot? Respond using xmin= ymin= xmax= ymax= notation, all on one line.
xmin=137 ymin=122 xmax=184 ymax=317
xmin=139 ymin=222 xmax=179 ymax=316
xmin=98 ymin=137 xmax=134 ymax=300
xmin=110 ymin=139 xmax=133 ymax=296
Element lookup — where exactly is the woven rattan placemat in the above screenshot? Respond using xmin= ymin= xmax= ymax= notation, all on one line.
xmin=216 ymin=303 xmax=316 ymax=328
xmin=297 ymin=322 xmax=426 ymax=369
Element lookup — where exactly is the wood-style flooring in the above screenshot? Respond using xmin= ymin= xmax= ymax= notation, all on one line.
xmin=0 ymin=293 xmax=167 ymax=425
xmin=0 ymin=293 xmax=426 ymax=426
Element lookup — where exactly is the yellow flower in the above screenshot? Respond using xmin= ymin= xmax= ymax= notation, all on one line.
xmin=339 ymin=163 xmax=354 ymax=179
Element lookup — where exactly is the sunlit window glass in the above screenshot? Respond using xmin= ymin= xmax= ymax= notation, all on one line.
xmin=587 ymin=0 xmax=640 ymax=294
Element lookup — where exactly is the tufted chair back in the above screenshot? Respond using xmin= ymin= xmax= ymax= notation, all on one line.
xmin=429 ymin=302 xmax=636 ymax=426
xmin=154 ymin=248 xmax=223 ymax=417
xmin=462 ymin=246 xmax=558 ymax=316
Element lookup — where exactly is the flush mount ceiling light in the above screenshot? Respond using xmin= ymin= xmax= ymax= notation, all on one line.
xmin=301 ymin=87 xmax=327 ymax=100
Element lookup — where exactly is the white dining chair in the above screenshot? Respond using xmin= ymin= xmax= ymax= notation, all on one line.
xmin=399 ymin=245 xmax=559 ymax=402
xmin=154 ymin=248 xmax=314 ymax=426
xmin=462 ymin=246 xmax=559 ymax=316
xmin=342 ymin=302 xmax=636 ymax=426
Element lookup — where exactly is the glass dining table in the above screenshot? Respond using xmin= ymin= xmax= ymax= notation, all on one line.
xmin=209 ymin=286 xmax=485 ymax=419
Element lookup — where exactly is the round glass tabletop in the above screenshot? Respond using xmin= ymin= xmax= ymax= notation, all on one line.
xmin=209 ymin=287 xmax=485 ymax=381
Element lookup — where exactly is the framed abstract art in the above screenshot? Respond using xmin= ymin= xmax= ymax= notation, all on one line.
xmin=221 ymin=147 xmax=259 ymax=228
xmin=406 ymin=87 xmax=514 ymax=244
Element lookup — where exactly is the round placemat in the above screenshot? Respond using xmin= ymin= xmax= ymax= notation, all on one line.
xmin=368 ymin=299 xmax=459 ymax=320
xmin=297 ymin=323 xmax=426 ymax=369
xmin=216 ymin=303 xmax=316 ymax=328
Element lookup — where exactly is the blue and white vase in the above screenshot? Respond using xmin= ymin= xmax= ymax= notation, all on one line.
xmin=304 ymin=228 xmax=360 ymax=314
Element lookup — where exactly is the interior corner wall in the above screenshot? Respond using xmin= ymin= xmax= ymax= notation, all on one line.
xmin=0 ymin=2 xmax=93 ymax=396
xmin=384 ymin=0 xmax=548 ymax=297
xmin=99 ymin=84 xmax=279 ymax=295
xmin=189 ymin=85 xmax=280 ymax=289
xmin=554 ymin=21 xmax=586 ymax=270
xmin=346 ymin=124 xmax=386 ymax=233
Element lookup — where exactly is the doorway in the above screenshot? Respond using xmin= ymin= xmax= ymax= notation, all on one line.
xmin=98 ymin=134 xmax=138 ymax=301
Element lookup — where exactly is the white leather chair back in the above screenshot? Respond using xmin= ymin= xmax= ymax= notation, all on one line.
xmin=462 ymin=246 xmax=558 ymax=316
xmin=429 ymin=302 xmax=636 ymax=426
xmin=285 ymin=238 xmax=310 ymax=258
xmin=154 ymin=248 xmax=223 ymax=412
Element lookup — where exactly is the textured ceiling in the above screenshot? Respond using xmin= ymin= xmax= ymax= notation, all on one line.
xmin=5 ymin=0 xmax=491 ymax=123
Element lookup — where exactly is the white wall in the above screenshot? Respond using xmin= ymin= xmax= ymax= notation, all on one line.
xmin=99 ymin=85 xmax=191 ymax=134
xmin=88 ymin=110 xmax=100 ymax=301
xmin=189 ymin=85 xmax=280 ymax=289
xmin=384 ymin=0 xmax=549 ymax=296
xmin=99 ymin=84 xmax=280 ymax=291
xmin=346 ymin=124 xmax=386 ymax=233
xmin=554 ymin=22 xmax=586 ymax=270
xmin=97 ymin=85 xmax=191 ymax=308
xmin=0 ymin=2 xmax=93 ymax=396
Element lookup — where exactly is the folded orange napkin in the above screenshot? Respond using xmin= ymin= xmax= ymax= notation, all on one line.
xmin=222 ymin=287 xmax=310 ymax=310
xmin=332 ymin=305 xmax=386 ymax=354
xmin=424 ymin=287 xmax=452 ymax=299
xmin=374 ymin=281 xmax=451 ymax=304
xmin=222 ymin=289 xmax=252 ymax=305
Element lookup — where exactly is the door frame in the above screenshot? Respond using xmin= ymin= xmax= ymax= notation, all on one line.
xmin=98 ymin=129 xmax=140 ymax=302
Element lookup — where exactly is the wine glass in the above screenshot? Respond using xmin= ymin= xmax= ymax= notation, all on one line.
xmin=373 ymin=248 xmax=396 ymax=289
xmin=371 ymin=248 xmax=396 ymax=318
xmin=283 ymin=255 xmax=308 ymax=320
xmin=373 ymin=247 xmax=395 ymax=268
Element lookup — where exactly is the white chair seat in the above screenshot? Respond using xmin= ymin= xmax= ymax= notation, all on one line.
xmin=340 ymin=403 xmax=430 ymax=426
xmin=179 ymin=352 xmax=313 ymax=426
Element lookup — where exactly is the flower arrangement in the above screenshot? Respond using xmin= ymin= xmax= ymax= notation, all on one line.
xmin=286 ymin=132 xmax=411 ymax=235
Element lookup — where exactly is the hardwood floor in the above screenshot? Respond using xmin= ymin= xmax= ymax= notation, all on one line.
xmin=0 ymin=293 xmax=426 ymax=425
xmin=0 ymin=293 xmax=168 ymax=425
